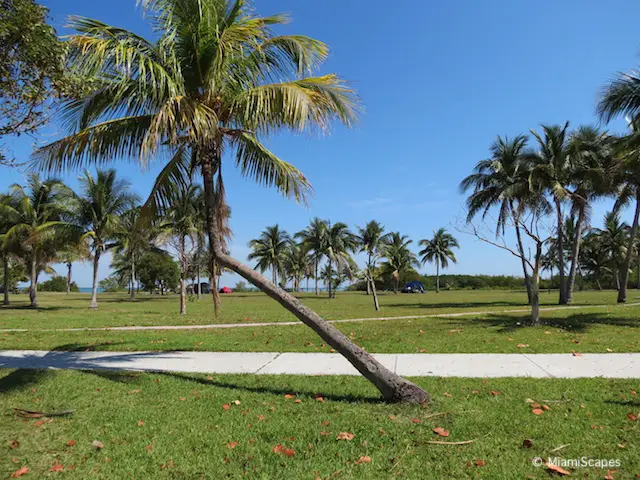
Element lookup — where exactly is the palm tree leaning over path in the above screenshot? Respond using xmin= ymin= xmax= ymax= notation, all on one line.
xmin=323 ymin=222 xmax=358 ymax=299
xmin=419 ymin=228 xmax=459 ymax=293
xmin=459 ymin=135 xmax=535 ymax=304
xmin=248 ymin=225 xmax=291 ymax=286
xmin=35 ymin=0 xmax=430 ymax=403
xmin=74 ymin=169 xmax=139 ymax=309
xmin=295 ymin=218 xmax=328 ymax=296
xmin=382 ymin=232 xmax=419 ymax=294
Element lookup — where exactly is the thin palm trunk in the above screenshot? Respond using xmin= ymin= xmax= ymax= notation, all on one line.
xmin=637 ymin=260 xmax=640 ymax=289
xmin=529 ymin=242 xmax=543 ymax=326
xmin=66 ymin=262 xmax=72 ymax=295
xmin=436 ymin=260 xmax=440 ymax=293
xmin=366 ymin=253 xmax=371 ymax=295
xmin=327 ymin=258 xmax=333 ymax=298
xmin=196 ymin=245 xmax=201 ymax=300
xmin=555 ymin=199 xmax=567 ymax=304
xmin=370 ymin=276 xmax=380 ymax=311
xmin=511 ymin=202 xmax=533 ymax=304
xmin=29 ymin=256 xmax=38 ymax=308
xmin=90 ymin=249 xmax=101 ymax=309
xmin=201 ymin=159 xmax=428 ymax=403
xmin=3 ymin=255 xmax=9 ymax=305
xmin=314 ymin=257 xmax=319 ymax=295
xmin=618 ymin=193 xmax=640 ymax=303
xmin=179 ymin=235 xmax=187 ymax=315
xmin=566 ymin=205 xmax=586 ymax=304
xmin=130 ymin=252 xmax=136 ymax=300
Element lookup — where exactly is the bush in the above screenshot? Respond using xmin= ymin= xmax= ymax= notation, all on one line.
xmin=98 ymin=276 xmax=125 ymax=293
xmin=39 ymin=276 xmax=79 ymax=292
xmin=233 ymin=281 xmax=250 ymax=293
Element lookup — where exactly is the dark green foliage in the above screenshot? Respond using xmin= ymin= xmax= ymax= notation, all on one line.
xmin=98 ymin=275 xmax=125 ymax=293
xmin=39 ymin=275 xmax=78 ymax=292
xmin=137 ymin=251 xmax=179 ymax=294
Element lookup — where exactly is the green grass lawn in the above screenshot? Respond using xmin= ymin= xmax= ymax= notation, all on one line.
xmin=0 ymin=289 xmax=630 ymax=330
xmin=0 ymin=369 xmax=637 ymax=479
xmin=0 ymin=291 xmax=638 ymax=354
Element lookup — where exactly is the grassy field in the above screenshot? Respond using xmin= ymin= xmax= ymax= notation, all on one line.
xmin=0 ymin=289 xmax=630 ymax=330
xmin=0 ymin=369 xmax=638 ymax=479
xmin=0 ymin=291 xmax=638 ymax=354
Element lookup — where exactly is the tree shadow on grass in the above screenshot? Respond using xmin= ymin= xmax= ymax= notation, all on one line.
xmin=467 ymin=313 xmax=639 ymax=334
xmin=0 ymin=304 xmax=68 ymax=312
xmin=0 ymin=369 xmax=53 ymax=394
xmin=156 ymin=371 xmax=384 ymax=405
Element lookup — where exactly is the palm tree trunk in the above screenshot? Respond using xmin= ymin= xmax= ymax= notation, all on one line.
xmin=618 ymin=193 xmax=640 ymax=303
xmin=637 ymin=260 xmax=640 ymax=290
xmin=29 ymin=256 xmax=38 ymax=308
xmin=436 ymin=261 xmax=440 ymax=293
xmin=614 ymin=267 xmax=620 ymax=291
xmin=566 ymin=205 xmax=585 ymax=305
xmin=130 ymin=252 xmax=136 ymax=301
xmin=555 ymin=199 xmax=567 ymax=304
xmin=314 ymin=257 xmax=319 ymax=295
xmin=179 ymin=236 xmax=187 ymax=315
xmin=371 ymin=277 xmax=380 ymax=311
xmin=511 ymin=202 xmax=533 ymax=304
xmin=3 ymin=255 xmax=9 ymax=305
xmin=366 ymin=254 xmax=371 ymax=295
xmin=529 ymin=242 xmax=543 ymax=326
xmin=328 ymin=258 xmax=333 ymax=298
xmin=90 ymin=249 xmax=101 ymax=309
xmin=196 ymin=255 xmax=201 ymax=300
xmin=66 ymin=262 xmax=72 ymax=294
xmin=200 ymin=157 xmax=429 ymax=404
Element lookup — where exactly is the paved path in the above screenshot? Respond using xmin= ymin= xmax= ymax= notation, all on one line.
xmin=2 ymin=302 xmax=638 ymax=334
xmin=0 ymin=350 xmax=637 ymax=378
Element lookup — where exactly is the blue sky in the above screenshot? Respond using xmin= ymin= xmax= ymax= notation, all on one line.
xmin=3 ymin=0 xmax=640 ymax=287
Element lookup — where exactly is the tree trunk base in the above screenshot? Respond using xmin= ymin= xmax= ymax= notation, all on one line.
xmin=385 ymin=380 xmax=431 ymax=404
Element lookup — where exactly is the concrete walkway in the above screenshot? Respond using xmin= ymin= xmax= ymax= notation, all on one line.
xmin=2 ymin=302 xmax=638 ymax=334
xmin=0 ymin=350 xmax=637 ymax=378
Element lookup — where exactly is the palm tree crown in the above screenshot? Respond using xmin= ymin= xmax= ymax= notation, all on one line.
xmin=248 ymin=224 xmax=291 ymax=285
xmin=419 ymin=228 xmax=459 ymax=293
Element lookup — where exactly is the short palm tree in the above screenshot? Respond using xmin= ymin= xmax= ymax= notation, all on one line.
xmin=356 ymin=220 xmax=389 ymax=296
xmin=0 ymin=174 xmax=69 ymax=307
xmin=295 ymin=218 xmax=328 ymax=296
xmin=161 ymin=184 xmax=202 ymax=314
xmin=323 ymin=222 xmax=357 ymax=298
xmin=56 ymin=240 xmax=91 ymax=295
xmin=382 ymin=233 xmax=419 ymax=294
xmin=34 ymin=0 xmax=427 ymax=404
xmin=73 ymin=169 xmax=139 ymax=308
xmin=248 ymin=225 xmax=291 ymax=285
xmin=419 ymin=228 xmax=459 ymax=293
xmin=459 ymin=135 xmax=536 ymax=303
xmin=283 ymin=242 xmax=310 ymax=292
xmin=597 ymin=211 xmax=629 ymax=290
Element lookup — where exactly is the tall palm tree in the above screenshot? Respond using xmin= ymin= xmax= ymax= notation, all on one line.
xmin=528 ymin=123 xmax=573 ymax=304
xmin=419 ymin=228 xmax=459 ymax=293
xmin=74 ymin=169 xmax=139 ymax=308
xmin=34 ymin=0 xmax=428 ymax=404
xmin=356 ymin=220 xmax=389 ymax=296
xmin=248 ymin=225 xmax=291 ymax=285
xmin=295 ymin=218 xmax=328 ymax=296
xmin=0 ymin=175 xmax=69 ymax=307
xmin=581 ymin=229 xmax=608 ymax=290
xmin=459 ymin=135 xmax=535 ymax=303
xmin=323 ymin=222 xmax=357 ymax=299
xmin=161 ymin=184 xmax=201 ymax=314
xmin=382 ymin=232 xmax=419 ymax=294
xmin=0 ymin=194 xmax=18 ymax=305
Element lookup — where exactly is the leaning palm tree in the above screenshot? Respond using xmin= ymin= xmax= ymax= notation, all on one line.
xmin=382 ymin=233 xmax=419 ymax=294
xmin=459 ymin=135 xmax=536 ymax=303
xmin=323 ymin=222 xmax=358 ymax=299
xmin=34 ymin=0 xmax=428 ymax=403
xmin=73 ymin=169 xmax=139 ymax=308
xmin=0 ymin=175 xmax=69 ymax=307
xmin=356 ymin=220 xmax=389 ymax=296
xmin=295 ymin=218 xmax=328 ymax=296
xmin=419 ymin=228 xmax=459 ymax=293
xmin=248 ymin=225 xmax=290 ymax=285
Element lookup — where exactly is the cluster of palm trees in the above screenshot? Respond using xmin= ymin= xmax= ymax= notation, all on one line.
xmin=248 ymin=220 xmax=460 ymax=306
xmin=0 ymin=169 xmax=214 ymax=314
xmin=460 ymin=69 xmax=640 ymax=324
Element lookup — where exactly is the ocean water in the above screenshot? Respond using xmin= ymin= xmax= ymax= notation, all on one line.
xmin=78 ymin=287 xmax=104 ymax=293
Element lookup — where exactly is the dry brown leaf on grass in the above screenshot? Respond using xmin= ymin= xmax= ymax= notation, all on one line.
xmin=473 ymin=459 xmax=486 ymax=467
xmin=532 ymin=408 xmax=544 ymax=415
xmin=92 ymin=440 xmax=104 ymax=450
xmin=282 ymin=448 xmax=295 ymax=457
xmin=227 ymin=442 xmax=238 ymax=449
xmin=284 ymin=394 xmax=296 ymax=399
xmin=14 ymin=408 xmax=74 ymax=418
xmin=222 ymin=404 xmax=230 ymax=410
xmin=128 ymin=389 xmax=141 ymax=395
xmin=627 ymin=412 xmax=638 ymax=421
xmin=355 ymin=456 xmax=372 ymax=465
xmin=425 ymin=439 xmax=477 ymax=445
xmin=572 ymin=352 xmax=583 ymax=357
xmin=443 ymin=392 xmax=452 ymax=398
xmin=336 ymin=432 xmax=355 ymax=441
xmin=50 ymin=464 xmax=64 ymax=472
xmin=432 ymin=427 xmax=450 ymax=437
xmin=66 ymin=440 xmax=75 ymax=447
xmin=137 ymin=420 xmax=145 ymax=427
xmin=9 ymin=440 xmax=19 ymax=449
xmin=522 ymin=439 xmax=533 ymax=448
xmin=11 ymin=467 xmax=29 ymax=478
xmin=545 ymin=462 xmax=570 ymax=475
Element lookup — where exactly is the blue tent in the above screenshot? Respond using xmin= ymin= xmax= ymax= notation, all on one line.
xmin=402 ymin=281 xmax=425 ymax=293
